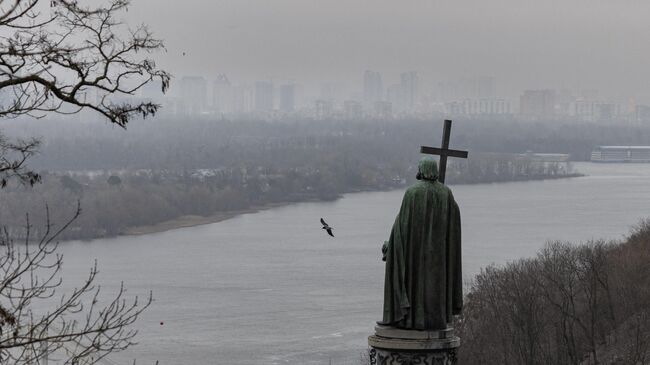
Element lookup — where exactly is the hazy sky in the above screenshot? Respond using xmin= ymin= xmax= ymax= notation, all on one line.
xmin=127 ymin=0 xmax=650 ymax=101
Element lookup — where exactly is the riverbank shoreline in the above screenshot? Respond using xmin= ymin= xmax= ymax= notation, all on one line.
xmin=120 ymin=172 xmax=585 ymax=238
xmin=122 ymin=202 xmax=294 ymax=236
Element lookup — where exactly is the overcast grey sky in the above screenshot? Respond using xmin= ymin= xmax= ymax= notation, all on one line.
xmin=127 ymin=0 xmax=650 ymax=101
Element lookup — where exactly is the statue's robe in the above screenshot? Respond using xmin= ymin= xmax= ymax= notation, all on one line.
xmin=381 ymin=179 xmax=462 ymax=330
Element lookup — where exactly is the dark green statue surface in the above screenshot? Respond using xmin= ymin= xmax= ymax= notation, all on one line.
xmin=380 ymin=158 xmax=462 ymax=330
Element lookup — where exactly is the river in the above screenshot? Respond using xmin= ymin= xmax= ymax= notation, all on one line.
xmin=55 ymin=162 xmax=650 ymax=365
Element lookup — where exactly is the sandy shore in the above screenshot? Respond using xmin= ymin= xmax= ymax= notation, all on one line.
xmin=123 ymin=203 xmax=292 ymax=236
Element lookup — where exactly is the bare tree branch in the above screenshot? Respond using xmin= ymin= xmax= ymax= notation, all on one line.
xmin=0 ymin=0 xmax=170 ymax=127
xmin=0 ymin=2 xmax=164 ymax=362
xmin=0 ymin=203 xmax=152 ymax=364
xmin=0 ymin=132 xmax=40 ymax=188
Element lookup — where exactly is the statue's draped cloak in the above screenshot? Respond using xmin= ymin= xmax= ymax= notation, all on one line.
xmin=382 ymin=173 xmax=462 ymax=330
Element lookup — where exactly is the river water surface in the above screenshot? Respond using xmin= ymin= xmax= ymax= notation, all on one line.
xmin=56 ymin=163 xmax=650 ymax=364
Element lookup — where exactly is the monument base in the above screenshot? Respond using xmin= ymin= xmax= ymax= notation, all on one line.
xmin=368 ymin=326 xmax=460 ymax=365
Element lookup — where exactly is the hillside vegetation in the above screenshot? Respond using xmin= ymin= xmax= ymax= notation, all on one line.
xmin=458 ymin=221 xmax=650 ymax=365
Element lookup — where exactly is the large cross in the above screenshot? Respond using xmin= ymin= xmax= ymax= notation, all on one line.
xmin=420 ymin=119 xmax=469 ymax=184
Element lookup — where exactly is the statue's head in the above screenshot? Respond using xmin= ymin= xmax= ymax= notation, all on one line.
xmin=416 ymin=157 xmax=438 ymax=181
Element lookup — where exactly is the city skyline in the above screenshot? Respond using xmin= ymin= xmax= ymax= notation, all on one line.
xmin=125 ymin=0 xmax=650 ymax=103
xmin=138 ymin=71 xmax=649 ymax=124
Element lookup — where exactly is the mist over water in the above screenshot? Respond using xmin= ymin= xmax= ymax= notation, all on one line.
xmin=55 ymin=163 xmax=650 ymax=364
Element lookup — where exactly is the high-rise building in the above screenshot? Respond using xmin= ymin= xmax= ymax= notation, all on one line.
xmin=374 ymin=101 xmax=392 ymax=119
xmin=572 ymin=100 xmax=621 ymax=123
xmin=387 ymin=84 xmax=403 ymax=112
xmin=279 ymin=83 xmax=295 ymax=113
xmin=344 ymin=100 xmax=363 ymax=120
xmin=180 ymin=76 xmax=207 ymax=115
xmin=556 ymin=89 xmax=574 ymax=116
xmin=233 ymin=85 xmax=253 ymax=114
xmin=400 ymin=71 xmax=419 ymax=112
xmin=363 ymin=71 xmax=383 ymax=107
xmin=594 ymin=103 xmax=619 ymax=122
xmin=520 ymin=90 xmax=555 ymax=117
xmin=315 ymin=99 xmax=333 ymax=120
xmin=444 ymin=98 xmax=512 ymax=116
xmin=636 ymin=105 xmax=650 ymax=123
xmin=213 ymin=74 xmax=233 ymax=114
xmin=254 ymin=81 xmax=274 ymax=112
xmin=573 ymin=99 xmax=595 ymax=120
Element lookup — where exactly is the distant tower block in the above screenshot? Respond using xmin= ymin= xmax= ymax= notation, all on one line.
xmin=363 ymin=70 xmax=383 ymax=107
xmin=344 ymin=100 xmax=363 ymax=120
xmin=213 ymin=74 xmax=233 ymax=114
xmin=400 ymin=71 xmax=419 ymax=112
xmin=279 ymin=83 xmax=295 ymax=113
xmin=374 ymin=101 xmax=392 ymax=119
xmin=254 ymin=81 xmax=274 ymax=112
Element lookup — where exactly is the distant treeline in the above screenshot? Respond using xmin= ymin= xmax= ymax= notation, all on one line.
xmin=2 ymin=117 xmax=650 ymax=172
xmin=457 ymin=221 xmax=650 ymax=365
xmin=0 ymin=152 xmax=577 ymax=240
xmin=448 ymin=153 xmax=578 ymax=184
xmin=1 ymin=116 xmax=592 ymax=240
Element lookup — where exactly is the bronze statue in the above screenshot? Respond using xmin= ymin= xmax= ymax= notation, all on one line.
xmin=379 ymin=158 xmax=462 ymax=330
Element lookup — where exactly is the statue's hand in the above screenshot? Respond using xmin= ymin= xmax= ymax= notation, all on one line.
xmin=381 ymin=241 xmax=388 ymax=261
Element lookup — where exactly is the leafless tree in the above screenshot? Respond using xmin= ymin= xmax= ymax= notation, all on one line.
xmin=0 ymin=0 xmax=169 ymax=188
xmin=0 ymin=0 xmax=170 ymax=125
xmin=0 ymin=204 xmax=152 ymax=364
xmin=0 ymin=0 xmax=168 ymax=363
xmin=459 ymin=233 xmax=650 ymax=365
xmin=0 ymin=133 xmax=40 ymax=187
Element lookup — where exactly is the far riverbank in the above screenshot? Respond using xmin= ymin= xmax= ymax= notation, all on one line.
xmin=123 ymin=203 xmax=291 ymax=236
xmin=0 ymin=153 xmax=581 ymax=241
xmin=121 ymin=172 xmax=584 ymax=238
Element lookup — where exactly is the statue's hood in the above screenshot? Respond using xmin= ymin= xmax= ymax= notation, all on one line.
xmin=418 ymin=158 xmax=439 ymax=181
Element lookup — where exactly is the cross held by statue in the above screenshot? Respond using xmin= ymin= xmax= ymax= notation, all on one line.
xmin=420 ymin=119 xmax=469 ymax=184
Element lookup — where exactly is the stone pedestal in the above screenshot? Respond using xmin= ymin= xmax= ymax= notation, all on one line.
xmin=368 ymin=325 xmax=460 ymax=365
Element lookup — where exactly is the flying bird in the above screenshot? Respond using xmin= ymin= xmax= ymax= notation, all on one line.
xmin=320 ymin=218 xmax=334 ymax=237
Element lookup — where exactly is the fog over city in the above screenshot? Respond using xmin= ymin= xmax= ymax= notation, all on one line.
xmin=3 ymin=1 xmax=650 ymax=364
xmin=128 ymin=0 xmax=650 ymax=101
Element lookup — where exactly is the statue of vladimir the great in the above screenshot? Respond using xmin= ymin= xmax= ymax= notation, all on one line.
xmin=379 ymin=158 xmax=462 ymax=331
